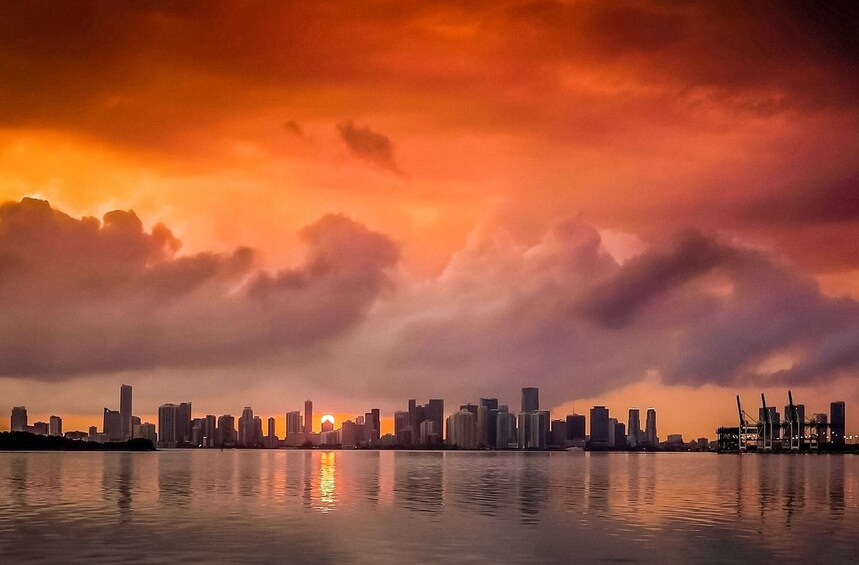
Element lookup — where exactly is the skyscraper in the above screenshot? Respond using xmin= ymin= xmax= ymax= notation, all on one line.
xmin=49 ymin=415 xmax=62 ymax=436
xmin=589 ymin=406 xmax=610 ymax=446
xmin=217 ymin=414 xmax=236 ymax=447
xmin=394 ymin=410 xmax=410 ymax=445
xmin=103 ymin=408 xmax=122 ymax=442
xmin=11 ymin=406 xmax=27 ymax=432
xmin=521 ymin=387 xmax=539 ymax=413
xmin=304 ymin=400 xmax=313 ymax=434
xmin=628 ymin=408 xmax=641 ymax=446
xmin=496 ymin=408 xmax=517 ymax=449
xmin=158 ymin=404 xmax=179 ymax=447
xmin=239 ymin=407 xmax=255 ymax=447
xmin=427 ymin=400 xmax=444 ymax=443
xmin=645 ymin=408 xmax=657 ymax=446
xmin=447 ymin=410 xmax=477 ymax=449
xmin=831 ymin=401 xmax=846 ymax=445
xmin=120 ymin=384 xmax=132 ymax=441
xmin=204 ymin=415 xmax=217 ymax=447
xmin=267 ymin=417 xmax=276 ymax=448
xmin=286 ymin=411 xmax=302 ymax=436
xmin=566 ymin=414 xmax=586 ymax=442
xmin=178 ymin=402 xmax=192 ymax=446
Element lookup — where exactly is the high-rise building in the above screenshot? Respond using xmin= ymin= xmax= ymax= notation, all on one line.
xmin=831 ymin=401 xmax=846 ymax=445
xmin=133 ymin=422 xmax=157 ymax=443
xmin=427 ymin=400 xmax=444 ymax=443
xmin=191 ymin=418 xmax=205 ymax=447
xmin=364 ymin=409 xmax=381 ymax=443
xmin=589 ymin=406 xmax=610 ymax=446
xmin=550 ymin=419 xmax=566 ymax=447
xmin=267 ymin=417 xmax=277 ymax=448
xmin=32 ymin=422 xmax=48 ymax=435
xmin=521 ymin=387 xmax=539 ymax=413
xmin=496 ymin=408 xmax=517 ymax=449
xmin=628 ymin=408 xmax=641 ymax=446
xmin=517 ymin=411 xmax=548 ymax=449
xmin=304 ymin=400 xmax=313 ymax=434
xmin=286 ymin=411 xmax=303 ymax=436
xmin=120 ymin=384 xmax=133 ymax=441
xmin=49 ymin=415 xmax=62 ymax=436
xmin=204 ymin=415 xmax=217 ymax=447
xmin=813 ymin=413 xmax=829 ymax=443
xmin=238 ymin=407 xmax=255 ymax=447
xmin=645 ymin=408 xmax=657 ymax=446
xmin=217 ymin=414 xmax=237 ymax=447
xmin=253 ymin=416 xmax=263 ymax=445
xmin=610 ymin=420 xmax=627 ymax=448
xmin=11 ymin=406 xmax=28 ymax=432
xmin=447 ymin=410 xmax=477 ymax=448
xmin=178 ymin=402 xmax=192 ymax=446
xmin=394 ymin=410 xmax=410 ymax=446
xmin=103 ymin=408 xmax=122 ymax=442
xmin=158 ymin=404 xmax=179 ymax=447
xmin=478 ymin=398 xmax=499 ymax=447
xmin=419 ymin=420 xmax=438 ymax=447
xmin=566 ymin=414 xmax=586 ymax=442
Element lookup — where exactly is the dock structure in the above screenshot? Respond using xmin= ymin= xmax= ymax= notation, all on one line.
xmin=717 ymin=390 xmax=835 ymax=453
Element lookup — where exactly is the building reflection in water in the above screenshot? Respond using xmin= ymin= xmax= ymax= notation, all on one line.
xmin=828 ymin=456 xmax=845 ymax=516
xmin=363 ymin=451 xmax=380 ymax=505
xmin=393 ymin=452 xmax=444 ymax=514
xmin=585 ymin=454 xmax=609 ymax=517
xmin=517 ymin=453 xmax=548 ymax=525
xmin=158 ymin=452 xmax=192 ymax=506
xmin=9 ymin=455 xmax=28 ymax=508
xmin=117 ymin=453 xmax=134 ymax=520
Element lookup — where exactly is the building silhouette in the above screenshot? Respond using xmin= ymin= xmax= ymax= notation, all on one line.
xmin=447 ymin=409 xmax=477 ymax=448
xmin=49 ymin=415 xmax=62 ymax=436
xmin=831 ymin=401 xmax=846 ymax=445
xmin=566 ymin=414 xmax=586 ymax=443
xmin=158 ymin=404 xmax=179 ymax=447
xmin=104 ymin=408 xmax=122 ymax=442
xmin=304 ymin=400 xmax=313 ymax=434
xmin=590 ymin=406 xmax=609 ymax=446
xmin=120 ymin=384 xmax=132 ymax=441
xmin=11 ymin=406 xmax=27 ymax=432
xmin=645 ymin=408 xmax=657 ymax=446
xmin=521 ymin=387 xmax=539 ymax=413
xmin=628 ymin=408 xmax=641 ymax=446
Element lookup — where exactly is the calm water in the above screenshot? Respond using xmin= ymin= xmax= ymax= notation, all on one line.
xmin=0 ymin=450 xmax=856 ymax=563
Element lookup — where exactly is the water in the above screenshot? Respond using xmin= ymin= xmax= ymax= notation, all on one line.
xmin=0 ymin=450 xmax=856 ymax=563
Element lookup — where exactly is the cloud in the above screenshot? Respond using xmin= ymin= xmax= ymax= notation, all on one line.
xmin=326 ymin=218 xmax=859 ymax=404
xmin=336 ymin=120 xmax=403 ymax=175
xmin=283 ymin=120 xmax=303 ymax=136
xmin=0 ymin=198 xmax=398 ymax=377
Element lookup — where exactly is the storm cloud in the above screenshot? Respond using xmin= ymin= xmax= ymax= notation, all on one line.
xmin=0 ymin=198 xmax=398 ymax=377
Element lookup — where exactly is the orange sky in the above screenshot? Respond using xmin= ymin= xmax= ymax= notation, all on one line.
xmin=1 ymin=2 xmax=858 ymax=440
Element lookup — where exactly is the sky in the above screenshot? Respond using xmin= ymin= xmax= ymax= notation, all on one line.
xmin=1 ymin=1 xmax=858 ymax=439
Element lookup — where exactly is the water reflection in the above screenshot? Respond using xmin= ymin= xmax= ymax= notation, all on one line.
xmin=1 ymin=451 xmax=858 ymax=563
xmin=315 ymin=451 xmax=337 ymax=513
xmin=393 ymin=452 xmax=444 ymax=513
xmin=158 ymin=452 xmax=191 ymax=506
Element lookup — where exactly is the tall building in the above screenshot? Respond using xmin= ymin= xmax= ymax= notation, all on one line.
xmin=253 ymin=416 xmax=263 ymax=445
xmin=628 ymin=408 xmax=641 ymax=446
xmin=521 ymin=387 xmax=539 ymax=413
xmin=120 ymin=384 xmax=133 ymax=441
xmin=517 ymin=411 xmax=548 ymax=449
xmin=267 ymin=417 xmax=277 ymax=448
xmin=133 ymin=422 xmax=157 ymax=443
xmin=550 ymin=419 xmax=566 ymax=447
xmin=394 ymin=410 xmax=411 ymax=446
xmin=566 ymin=414 xmax=586 ymax=442
xmin=831 ymin=401 xmax=846 ymax=445
xmin=158 ymin=404 xmax=179 ymax=447
xmin=427 ymin=400 xmax=444 ymax=443
xmin=217 ymin=414 xmax=237 ymax=447
xmin=178 ymin=402 xmax=192 ymax=446
xmin=103 ymin=408 xmax=122 ymax=442
xmin=408 ymin=399 xmax=445 ymax=445
xmin=496 ymin=408 xmax=517 ymax=449
xmin=191 ymin=418 xmax=205 ymax=447
xmin=286 ymin=411 xmax=302 ymax=436
xmin=239 ymin=407 xmax=255 ymax=447
xmin=364 ymin=409 xmax=381 ymax=443
xmin=204 ymin=415 xmax=217 ymax=447
xmin=645 ymin=408 xmax=657 ymax=446
xmin=11 ymin=406 xmax=28 ymax=432
xmin=447 ymin=410 xmax=477 ymax=449
xmin=813 ymin=413 xmax=829 ymax=443
xmin=419 ymin=420 xmax=438 ymax=447
xmin=49 ymin=415 xmax=62 ymax=436
xmin=589 ymin=406 xmax=610 ymax=446
xmin=478 ymin=398 xmax=499 ymax=447
xmin=304 ymin=400 xmax=313 ymax=434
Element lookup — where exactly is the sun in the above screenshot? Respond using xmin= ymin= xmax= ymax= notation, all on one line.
xmin=321 ymin=414 xmax=335 ymax=425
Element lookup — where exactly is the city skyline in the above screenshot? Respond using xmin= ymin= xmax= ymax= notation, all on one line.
xmin=1 ymin=2 xmax=858 ymax=447
xmin=6 ymin=383 xmax=851 ymax=450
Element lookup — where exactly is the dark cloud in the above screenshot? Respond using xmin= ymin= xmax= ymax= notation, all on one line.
xmin=0 ymin=198 xmax=398 ymax=378
xmin=355 ymin=219 xmax=859 ymax=403
xmin=336 ymin=120 xmax=403 ymax=175
xmin=283 ymin=120 xmax=303 ymax=136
